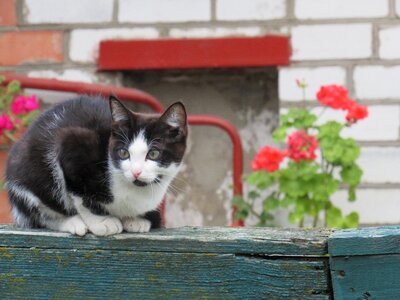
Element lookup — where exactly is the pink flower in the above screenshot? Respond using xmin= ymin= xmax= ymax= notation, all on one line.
xmin=0 ymin=114 xmax=14 ymax=134
xmin=345 ymin=100 xmax=369 ymax=123
xmin=24 ymin=95 xmax=40 ymax=111
xmin=287 ymin=130 xmax=318 ymax=163
xmin=316 ymin=85 xmax=352 ymax=110
xmin=11 ymin=96 xmax=26 ymax=115
xmin=11 ymin=95 xmax=39 ymax=115
xmin=252 ymin=146 xmax=286 ymax=172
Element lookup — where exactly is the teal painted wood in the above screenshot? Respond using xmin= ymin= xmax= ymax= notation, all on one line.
xmin=330 ymin=254 xmax=400 ymax=300
xmin=0 ymin=225 xmax=331 ymax=256
xmin=0 ymin=225 xmax=331 ymax=299
xmin=329 ymin=226 xmax=400 ymax=256
xmin=0 ymin=247 xmax=330 ymax=299
xmin=329 ymin=226 xmax=400 ymax=300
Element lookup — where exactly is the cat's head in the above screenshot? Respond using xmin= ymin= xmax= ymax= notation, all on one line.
xmin=108 ymin=96 xmax=187 ymax=187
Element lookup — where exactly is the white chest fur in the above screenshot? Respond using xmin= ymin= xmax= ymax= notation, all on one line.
xmin=106 ymin=173 xmax=168 ymax=218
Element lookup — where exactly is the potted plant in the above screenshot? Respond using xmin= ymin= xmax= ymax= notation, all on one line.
xmin=234 ymin=82 xmax=368 ymax=228
xmin=0 ymin=76 xmax=40 ymax=223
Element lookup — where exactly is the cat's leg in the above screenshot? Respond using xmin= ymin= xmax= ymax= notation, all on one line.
xmin=122 ymin=210 xmax=161 ymax=233
xmin=8 ymin=184 xmax=88 ymax=235
xmin=72 ymin=196 xmax=123 ymax=236
xmin=45 ymin=215 xmax=88 ymax=236
xmin=121 ymin=217 xmax=152 ymax=233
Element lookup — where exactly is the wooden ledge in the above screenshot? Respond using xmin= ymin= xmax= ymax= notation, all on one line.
xmin=1 ymin=225 xmax=399 ymax=299
xmin=98 ymin=35 xmax=290 ymax=71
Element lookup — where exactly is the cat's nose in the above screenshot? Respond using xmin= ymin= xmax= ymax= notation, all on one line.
xmin=132 ymin=170 xmax=142 ymax=179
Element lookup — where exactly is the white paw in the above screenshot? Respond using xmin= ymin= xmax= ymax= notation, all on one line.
xmin=87 ymin=216 xmax=123 ymax=236
xmin=122 ymin=217 xmax=151 ymax=233
xmin=61 ymin=215 xmax=88 ymax=236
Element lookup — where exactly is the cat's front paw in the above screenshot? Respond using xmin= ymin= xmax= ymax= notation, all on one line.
xmin=60 ymin=215 xmax=88 ymax=236
xmin=87 ymin=216 xmax=123 ymax=236
xmin=122 ymin=217 xmax=151 ymax=233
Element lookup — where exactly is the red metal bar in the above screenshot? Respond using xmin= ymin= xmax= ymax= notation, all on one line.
xmin=99 ymin=36 xmax=290 ymax=70
xmin=2 ymin=74 xmax=244 ymax=226
xmin=188 ymin=115 xmax=244 ymax=226
xmin=2 ymin=73 xmax=164 ymax=113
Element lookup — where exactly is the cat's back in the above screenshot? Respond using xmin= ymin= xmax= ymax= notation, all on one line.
xmin=7 ymin=96 xmax=112 ymax=178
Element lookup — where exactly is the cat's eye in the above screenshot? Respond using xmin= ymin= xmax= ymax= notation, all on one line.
xmin=117 ymin=148 xmax=130 ymax=160
xmin=147 ymin=149 xmax=160 ymax=160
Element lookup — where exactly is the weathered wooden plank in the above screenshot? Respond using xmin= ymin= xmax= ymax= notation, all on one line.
xmin=0 ymin=225 xmax=330 ymax=256
xmin=329 ymin=226 xmax=400 ymax=256
xmin=330 ymin=254 xmax=400 ymax=300
xmin=0 ymin=247 xmax=330 ymax=299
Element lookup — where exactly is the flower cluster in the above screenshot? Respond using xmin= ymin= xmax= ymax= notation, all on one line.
xmin=238 ymin=83 xmax=368 ymax=229
xmin=316 ymin=84 xmax=368 ymax=123
xmin=12 ymin=95 xmax=40 ymax=115
xmin=0 ymin=78 xmax=40 ymax=143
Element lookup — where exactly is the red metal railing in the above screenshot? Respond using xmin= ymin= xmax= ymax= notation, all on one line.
xmin=2 ymin=74 xmax=244 ymax=226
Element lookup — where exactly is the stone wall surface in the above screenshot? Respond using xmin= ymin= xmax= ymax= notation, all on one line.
xmin=1 ymin=0 xmax=399 ymax=226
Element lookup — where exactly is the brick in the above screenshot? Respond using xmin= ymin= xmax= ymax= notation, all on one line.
xmin=279 ymin=67 xmax=346 ymax=102
xmin=28 ymin=70 xmax=96 ymax=83
xmin=396 ymin=0 xmax=400 ymax=17
xmin=119 ymin=0 xmax=211 ymax=23
xmin=379 ymin=26 xmax=400 ymax=59
xmin=291 ymin=24 xmax=372 ymax=60
xmin=24 ymin=0 xmax=113 ymax=24
xmin=295 ymin=0 xmax=388 ymax=20
xmin=0 ymin=0 xmax=16 ymax=26
xmin=354 ymin=65 xmax=400 ymax=99
xmin=313 ymin=105 xmax=400 ymax=141
xmin=69 ymin=28 xmax=159 ymax=63
xmin=357 ymin=147 xmax=400 ymax=183
xmin=332 ymin=189 xmax=400 ymax=224
xmin=169 ymin=27 xmax=263 ymax=38
xmin=217 ymin=0 xmax=286 ymax=20
xmin=0 ymin=31 xmax=63 ymax=66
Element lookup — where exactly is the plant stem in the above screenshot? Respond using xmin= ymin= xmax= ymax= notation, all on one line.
xmin=299 ymin=218 xmax=304 ymax=228
xmin=312 ymin=214 xmax=319 ymax=228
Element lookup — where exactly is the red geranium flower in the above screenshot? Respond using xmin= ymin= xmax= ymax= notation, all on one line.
xmin=287 ymin=131 xmax=318 ymax=163
xmin=252 ymin=146 xmax=285 ymax=172
xmin=345 ymin=100 xmax=368 ymax=123
xmin=316 ymin=85 xmax=352 ymax=110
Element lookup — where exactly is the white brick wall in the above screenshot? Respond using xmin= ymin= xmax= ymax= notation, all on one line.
xmin=358 ymin=147 xmax=400 ymax=183
xmin=69 ymin=28 xmax=159 ymax=63
xmin=314 ymin=105 xmax=400 ymax=142
xmin=379 ymin=26 xmax=400 ymax=59
xmin=295 ymin=0 xmax=389 ymax=20
xmin=24 ymin=0 xmax=114 ymax=24
xmin=169 ymin=27 xmax=263 ymax=38
xmin=291 ymin=24 xmax=372 ymax=60
xmin=333 ymin=189 xmax=400 ymax=224
xmin=354 ymin=65 xmax=400 ymax=99
xmin=216 ymin=0 xmax=286 ymax=21
xmin=279 ymin=67 xmax=346 ymax=102
xmin=119 ymin=0 xmax=211 ymax=23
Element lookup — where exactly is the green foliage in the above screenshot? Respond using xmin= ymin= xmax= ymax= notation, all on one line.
xmin=237 ymin=100 xmax=364 ymax=229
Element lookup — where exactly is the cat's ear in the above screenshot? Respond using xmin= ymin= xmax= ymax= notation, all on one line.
xmin=109 ymin=95 xmax=130 ymax=123
xmin=159 ymin=102 xmax=187 ymax=128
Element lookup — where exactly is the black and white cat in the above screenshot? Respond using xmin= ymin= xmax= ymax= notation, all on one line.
xmin=6 ymin=95 xmax=187 ymax=236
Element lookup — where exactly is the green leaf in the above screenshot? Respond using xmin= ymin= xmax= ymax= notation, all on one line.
xmin=263 ymin=194 xmax=280 ymax=211
xmin=0 ymin=75 xmax=5 ymax=84
xmin=247 ymin=170 xmax=276 ymax=190
xmin=348 ymin=186 xmax=356 ymax=202
xmin=7 ymin=80 xmax=21 ymax=94
xmin=318 ymin=121 xmax=343 ymax=139
xmin=341 ymin=164 xmax=363 ymax=186
xmin=247 ymin=190 xmax=260 ymax=200
xmin=326 ymin=206 xmax=343 ymax=228
xmin=272 ymin=126 xmax=287 ymax=142
xmin=343 ymin=212 xmax=359 ymax=228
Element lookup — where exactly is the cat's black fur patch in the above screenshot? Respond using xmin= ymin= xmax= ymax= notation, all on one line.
xmin=6 ymin=95 xmax=187 ymax=232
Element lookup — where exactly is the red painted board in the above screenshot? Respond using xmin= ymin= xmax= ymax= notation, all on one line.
xmin=98 ymin=36 xmax=290 ymax=70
